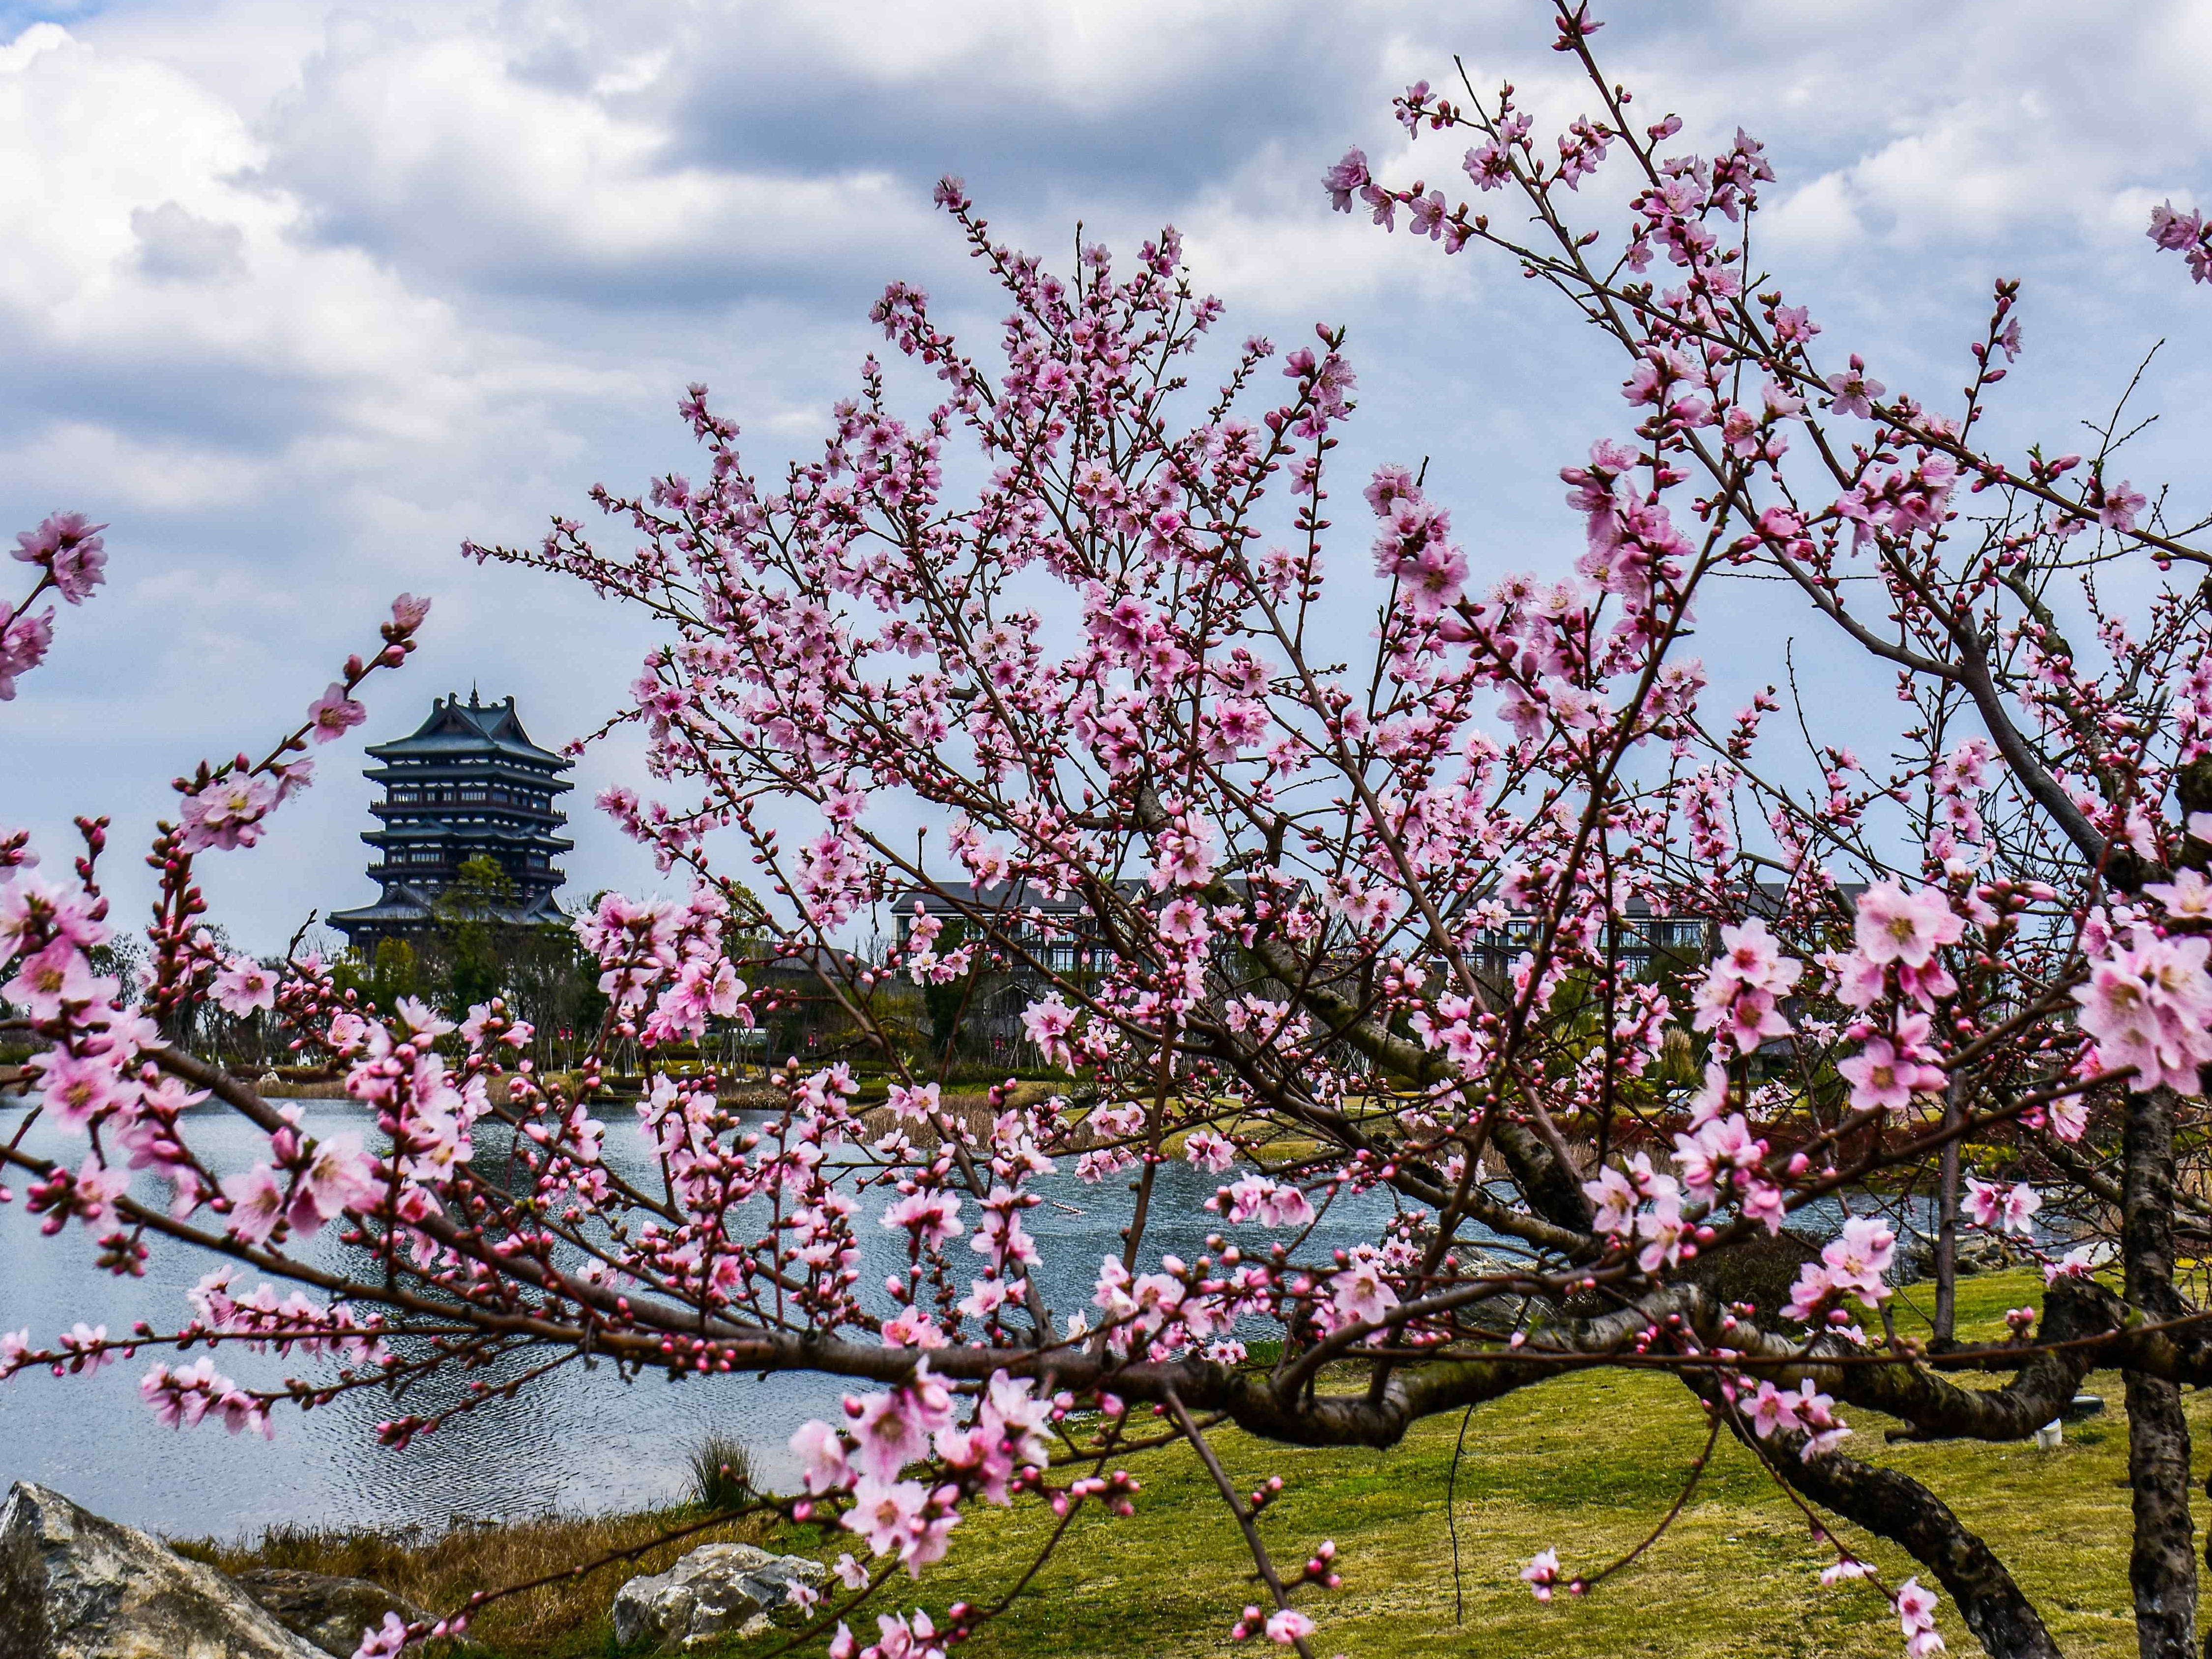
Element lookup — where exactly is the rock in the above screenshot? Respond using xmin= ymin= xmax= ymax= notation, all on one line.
xmin=233 ymin=1567 xmax=433 ymax=1658
xmin=1898 ymin=1231 xmax=2012 ymax=1284
xmin=0 ymin=1481 xmax=324 ymax=1659
xmin=1682 ymin=1230 xmax=1823 ymax=1320
xmin=611 ymin=1542 xmax=826 ymax=1651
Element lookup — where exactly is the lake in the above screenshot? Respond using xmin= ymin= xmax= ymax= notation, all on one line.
xmin=0 ymin=1092 xmax=1407 ymax=1540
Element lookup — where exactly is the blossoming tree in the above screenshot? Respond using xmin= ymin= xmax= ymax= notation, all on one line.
xmin=8 ymin=6 xmax=2212 ymax=1657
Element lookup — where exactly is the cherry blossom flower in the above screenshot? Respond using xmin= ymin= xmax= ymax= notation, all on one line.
xmin=1965 ymin=1179 xmax=2040 ymax=1236
xmin=179 ymin=775 xmax=276 ymax=853
xmin=212 ymin=957 xmax=277 ymax=1016
xmin=1330 ymin=1250 xmax=1399 ymax=1327
xmin=306 ymin=682 xmax=368 ymax=743
xmin=1837 ymin=1037 xmax=1943 ymax=1113
xmin=1824 ymin=356 xmax=1885 ymax=419
xmin=1853 ymin=882 xmax=1964 ymax=970
xmin=791 ymin=1419 xmax=854 ymax=1495
xmin=220 ymin=1164 xmax=288 ymax=1246
xmin=350 ymin=1612 xmax=411 ymax=1659
xmin=1264 ymin=1608 xmax=1314 ymax=1645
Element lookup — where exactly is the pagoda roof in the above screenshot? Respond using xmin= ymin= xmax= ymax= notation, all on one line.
xmin=328 ymin=882 xmax=570 ymax=930
xmin=363 ymin=817 xmax=575 ymax=852
xmin=365 ymin=693 xmax=571 ymax=769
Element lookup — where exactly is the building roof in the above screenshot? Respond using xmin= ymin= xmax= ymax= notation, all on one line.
xmin=328 ymin=881 xmax=568 ymax=931
xmin=899 ymin=880 xmax=1109 ymax=916
xmin=365 ymin=692 xmax=571 ymax=773
xmin=364 ymin=816 xmax=575 ymax=854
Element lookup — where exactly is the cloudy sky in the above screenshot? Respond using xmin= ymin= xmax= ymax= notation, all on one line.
xmin=4 ymin=0 xmax=2210 ymax=952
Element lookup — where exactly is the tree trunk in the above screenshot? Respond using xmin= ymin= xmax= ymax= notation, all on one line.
xmin=1934 ymin=1075 xmax=1964 ymax=1346
xmin=2124 ymin=1085 xmax=2198 ymax=1659
xmin=2129 ymin=1369 xmax=2198 ymax=1659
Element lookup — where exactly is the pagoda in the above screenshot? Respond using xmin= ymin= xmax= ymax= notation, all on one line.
xmin=329 ymin=691 xmax=575 ymax=953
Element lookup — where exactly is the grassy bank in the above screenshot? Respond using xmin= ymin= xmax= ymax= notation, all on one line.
xmin=184 ymin=1267 xmax=2171 ymax=1658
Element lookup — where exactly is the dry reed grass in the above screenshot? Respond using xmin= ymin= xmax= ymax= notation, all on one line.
xmin=175 ymin=1506 xmax=773 ymax=1657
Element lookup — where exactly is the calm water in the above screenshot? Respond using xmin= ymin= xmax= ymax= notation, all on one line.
xmin=0 ymin=1094 xmax=1406 ymax=1539
xmin=1 ymin=1089 xmax=1999 ymax=1542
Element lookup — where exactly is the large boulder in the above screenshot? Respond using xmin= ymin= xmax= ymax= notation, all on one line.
xmin=611 ymin=1542 xmax=826 ymax=1651
xmin=0 ymin=1482 xmax=324 ymax=1659
xmin=233 ymin=1567 xmax=432 ymax=1658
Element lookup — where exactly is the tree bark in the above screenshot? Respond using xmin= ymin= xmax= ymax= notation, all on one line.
xmin=1934 ymin=1075 xmax=1964 ymax=1347
xmin=2124 ymin=1085 xmax=2198 ymax=1659
xmin=2127 ymin=1369 xmax=2198 ymax=1659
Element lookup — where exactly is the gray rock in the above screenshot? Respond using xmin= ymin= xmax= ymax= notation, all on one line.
xmin=611 ymin=1542 xmax=826 ymax=1651
xmin=0 ymin=1481 xmax=324 ymax=1659
xmin=233 ymin=1567 xmax=432 ymax=1658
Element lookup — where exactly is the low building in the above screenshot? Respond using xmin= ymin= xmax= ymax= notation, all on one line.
xmin=329 ymin=692 xmax=575 ymax=953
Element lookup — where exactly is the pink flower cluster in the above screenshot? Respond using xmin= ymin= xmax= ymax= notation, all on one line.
xmin=1783 ymin=1217 xmax=1896 ymax=1324
xmin=2149 ymin=199 xmax=2212 ymax=284
xmin=2073 ymin=928 xmax=2212 ymax=1095
xmin=1689 ymin=919 xmax=1802 ymax=1056
xmin=1747 ymin=1377 xmax=1849 ymax=1454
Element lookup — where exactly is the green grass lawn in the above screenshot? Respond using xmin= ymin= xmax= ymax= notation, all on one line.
xmin=195 ymin=1267 xmax=2174 ymax=1657
xmin=857 ymin=1266 xmax=2148 ymax=1658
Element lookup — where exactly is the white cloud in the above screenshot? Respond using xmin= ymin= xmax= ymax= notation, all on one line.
xmin=3 ymin=0 xmax=2212 ymax=953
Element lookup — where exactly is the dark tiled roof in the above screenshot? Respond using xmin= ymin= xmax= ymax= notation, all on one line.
xmin=365 ymin=693 xmax=570 ymax=771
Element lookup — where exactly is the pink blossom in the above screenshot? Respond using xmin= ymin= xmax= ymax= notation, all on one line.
xmin=1581 ymin=1163 xmax=1638 ymax=1233
xmin=351 ymin=1612 xmax=411 ymax=1659
xmin=1020 ymin=993 xmax=1076 ymax=1066
xmin=1330 ymin=1252 xmax=1399 ymax=1327
xmin=1183 ymin=1128 xmax=1236 ymax=1172
xmin=1748 ymin=1380 xmax=1800 ymax=1439
xmin=1853 ymin=882 xmax=1964 ymax=970
xmin=1783 ymin=1261 xmax=1836 ymax=1323
xmin=3 ymin=937 xmax=105 ymax=1019
xmin=291 ymin=1133 xmax=381 ymax=1232
xmin=1264 ymin=1608 xmax=1314 ymax=1645
xmin=883 ymin=1190 xmax=964 ymax=1249
xmin=842 ymin=1474 xmax=930 ymax=1559
xmin=307 ymin=682 xmax=368 ymax=743
xmin=221 ymin=1164 xmax=288 ymax=1245
xmin=13 ymin=512 xmax=109 ymax=603
xmin=29 ymin=1047 xmax=130 ymax=1129
xmin=1824 ymin=356 xmax=1884 ymax=419
xmin=1896 ymin=1578 xmax=1940 ymax=1639
xmin=2072 ymin=932 xmax=2212 ymax=1095
xmin=791 ymin=1418 xmax=854 ymax=1495
xmin=1636 ymin=1183 xmax=1688 ymax=1273
xmin=852 ymin=1360 xmax=956 ymax=1481
xmin=2145 ymin=867 xmax=2212 ymax=921
xmin=1521 ymin=1548 xmax=1561 ymax=1601
xmin=1964 ymin=1179 xmax=2040 ymax=1236
xmin=1836 ymin=1037 xmax=1941 ymax=1113
xmin=1158 ymin=896 xmax=1210 ymax=944
xmin=212 ymin=957 xmax=277 ymax=1016
xmin=179 ymin=775 xmax=275 ymax=853
xmin=887 ymin=1081 xmax=941 ymax=1123
xmin=1321 ymin=148 xmax=1370 ymax=213
xmin=0 ymin=606 xmax=55 ymax=700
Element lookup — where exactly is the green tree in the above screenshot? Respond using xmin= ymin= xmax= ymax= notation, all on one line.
xmin=434 ymin=855 xmax=521 ymax=1014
